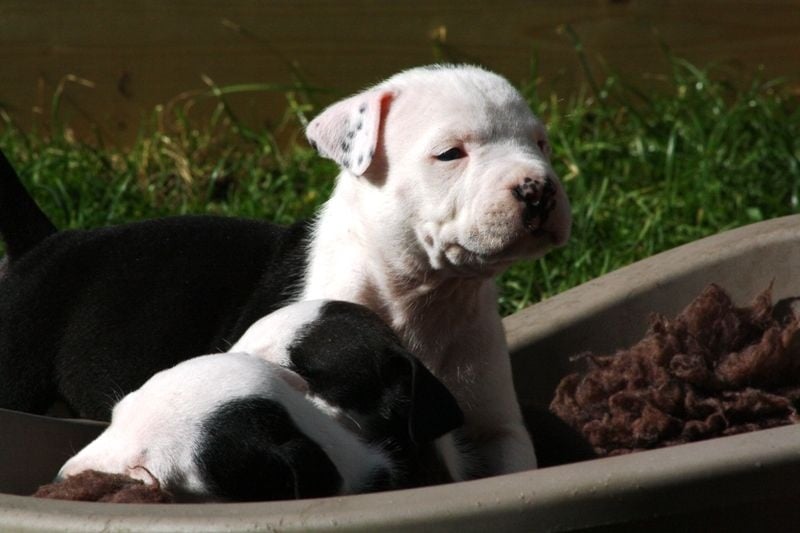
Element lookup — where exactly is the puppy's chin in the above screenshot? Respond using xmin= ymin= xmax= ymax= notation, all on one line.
xmin=439 ymin=232 xmax=557 ymax=277
xmin=417 ymin=220 xmax=560 ymax=278
xmin=439 ymin=246 xmax=509 ymax=278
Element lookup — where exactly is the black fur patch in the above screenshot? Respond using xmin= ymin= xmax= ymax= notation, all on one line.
xmin=287 ymin=301 xmax=409 ymax=416
xmin=285 ymin=301 xmax=463 ymax=447
xmin=197 ymin=397 xmax=342 ymax=501
xmin=0 ymin=215 xmax=311 ymax=419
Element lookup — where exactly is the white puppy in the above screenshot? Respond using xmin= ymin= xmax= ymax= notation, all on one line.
xmin=302 ymin=65 xmax=571 ymax=478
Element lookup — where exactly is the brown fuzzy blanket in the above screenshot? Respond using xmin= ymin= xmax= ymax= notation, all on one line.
xmin=34 ymin=470 xmax=173 ymax=503
xmin=551 ymin=283 xmax=800 ymax=456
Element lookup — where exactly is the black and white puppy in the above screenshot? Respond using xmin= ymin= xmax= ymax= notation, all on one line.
xmin=58 ymin=300 xmax=463 ymax=501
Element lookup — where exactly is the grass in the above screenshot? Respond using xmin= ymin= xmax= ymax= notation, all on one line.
xmin=1 ymin=53 xmax=799 ymax=317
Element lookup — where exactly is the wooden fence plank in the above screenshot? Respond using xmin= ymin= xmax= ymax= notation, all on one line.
xmin=1 ymin=0 xmax=798 ymax=145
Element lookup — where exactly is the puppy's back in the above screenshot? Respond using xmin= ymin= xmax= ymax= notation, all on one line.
xmin=0 ymin=216 xmax=310 ymax=419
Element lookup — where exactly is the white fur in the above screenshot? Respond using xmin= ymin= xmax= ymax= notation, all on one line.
xmin=230 ymin=299 xmax=326 ymax=366
xmin=58 ymin=353 xmax=392 ymax=498
xmin=302 ymin=65 xmax=573 ymax=476
xmin=229 ymin=300 xmax=348 ymax=422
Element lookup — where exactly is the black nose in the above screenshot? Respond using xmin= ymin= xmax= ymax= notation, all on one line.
xmin=513 ymin=176 xmax=557 ymax=231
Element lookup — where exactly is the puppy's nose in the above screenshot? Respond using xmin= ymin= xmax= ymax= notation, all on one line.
xmin=513 ymin=176 xmax=557 ymax=232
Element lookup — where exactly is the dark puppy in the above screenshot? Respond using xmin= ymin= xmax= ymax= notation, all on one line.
xmin=57 ymin=300 xmax=463 ymax=501
xmin=0 ymin=150 xmax=309 ymax=419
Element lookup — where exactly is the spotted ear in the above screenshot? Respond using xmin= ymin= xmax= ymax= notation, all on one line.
xmin=306 ymin=89 xmax=393 ymax=176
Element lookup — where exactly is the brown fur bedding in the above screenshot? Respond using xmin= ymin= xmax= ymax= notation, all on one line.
xmin=34 ymin=470 xmax=173 ymax=503
xmin=551 ymin=283 xmax=800 ymax=456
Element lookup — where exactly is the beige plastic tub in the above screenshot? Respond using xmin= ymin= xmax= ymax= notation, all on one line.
xmin=4 ymin=215 xmax=800 ymax=531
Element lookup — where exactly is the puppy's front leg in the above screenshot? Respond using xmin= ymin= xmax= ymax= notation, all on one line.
xmin=439 ymin=419 xmax=536 ymax=481
xmin=474 ymin=421 xmax=538 ymax=477
xmin=435 ymin=315 xmax=538 ymax=480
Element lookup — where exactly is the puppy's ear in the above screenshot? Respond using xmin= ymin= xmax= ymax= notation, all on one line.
xmin=306 ymin=89 xmax=393 ymax=176
xmin=395 ymin=351 xmax=464 ymax=444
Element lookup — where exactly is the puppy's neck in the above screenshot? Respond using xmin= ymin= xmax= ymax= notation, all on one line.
xmin=300 ymin=176 xmax=499 ymax=366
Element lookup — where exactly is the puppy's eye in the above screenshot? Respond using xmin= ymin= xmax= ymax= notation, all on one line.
xmin=435 ymin=147 xmax=466 ymax=162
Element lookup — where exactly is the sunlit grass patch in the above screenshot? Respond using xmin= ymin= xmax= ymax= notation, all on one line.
xmin=1 ymin=54 xmax=798 ymax=316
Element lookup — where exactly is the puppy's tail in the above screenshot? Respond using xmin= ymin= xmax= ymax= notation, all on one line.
xmin=0 ymin=148 xmax=57 ymax=261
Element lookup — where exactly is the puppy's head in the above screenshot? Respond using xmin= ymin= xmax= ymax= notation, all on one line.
xmin=278 ymin=301 xmax=463 ymax=444
xmin=56 ymin=353 xmax=347 ymax=501
xmin=245 ymin=300 xmax=464 ymax=446
xmin=307 ymin=64 xmax=571 ymax=278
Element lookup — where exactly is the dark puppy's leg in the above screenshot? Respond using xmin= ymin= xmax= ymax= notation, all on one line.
xmin=0 ymin=338 xmax=57 ymax=414
xmin=0 ymin=266 xmax=67 ymax=413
